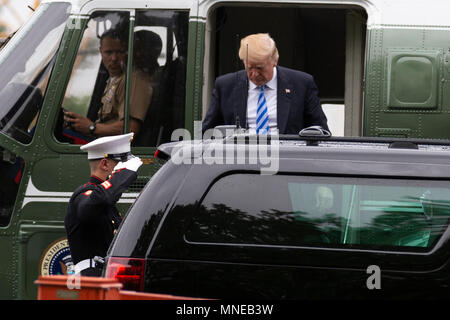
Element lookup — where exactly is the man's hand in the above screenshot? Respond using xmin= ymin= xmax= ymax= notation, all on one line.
xmin=64 ymin=111 xmax=94 ymax=136
xmin=63 ymin=111 xmax=140 ymax=138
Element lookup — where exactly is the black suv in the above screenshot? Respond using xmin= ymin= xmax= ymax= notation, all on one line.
xmin=105 ymin=132 xmax=450 ymax=299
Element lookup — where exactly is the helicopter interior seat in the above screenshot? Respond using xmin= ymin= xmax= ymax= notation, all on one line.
xmin=164 ymin=55 xmax=187 ymax=143
xmin=132 ymin=53 xmax=186 ymax=147
xmin=132 ymin=26 xmax=187 ymax=147
xmin=132 ymin=67 xmax=163 ymax=146
xmin=86 ymin=62 xmax=109 ymax=122
xmin=131 ymin=30 xmax=169 ymax=147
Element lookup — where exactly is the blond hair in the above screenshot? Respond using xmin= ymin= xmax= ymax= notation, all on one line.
xmin=238 ymin=33 xmax=279 ymax=64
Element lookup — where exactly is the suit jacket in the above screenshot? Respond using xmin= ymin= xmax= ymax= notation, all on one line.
xmin=202 ymin=66 xmax=329 ymax=134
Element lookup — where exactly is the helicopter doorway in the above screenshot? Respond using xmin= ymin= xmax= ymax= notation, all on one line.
xmin=203 ymin=4 xmax=367 ymax=136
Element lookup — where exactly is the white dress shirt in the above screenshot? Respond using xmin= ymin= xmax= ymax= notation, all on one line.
xmin=246 ymin=67 xmax=278 ymax=133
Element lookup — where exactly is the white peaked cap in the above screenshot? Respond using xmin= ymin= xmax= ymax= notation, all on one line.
xmin=80 ymin=132 xmax=134 ymax=160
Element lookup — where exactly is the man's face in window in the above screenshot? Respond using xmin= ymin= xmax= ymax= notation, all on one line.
xmin=99 ymin=36 xmax=127 ymax=77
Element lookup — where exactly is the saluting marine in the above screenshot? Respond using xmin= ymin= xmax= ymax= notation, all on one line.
xmin=64 ymin=133 xmax=142 ymax=276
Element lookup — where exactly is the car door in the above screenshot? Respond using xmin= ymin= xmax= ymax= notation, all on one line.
xmin=150 ymin=164 xmax=450 ymax=299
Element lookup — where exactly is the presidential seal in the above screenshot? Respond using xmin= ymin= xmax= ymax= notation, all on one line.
xmin=39 ymin=237 xmax=74 ymax=276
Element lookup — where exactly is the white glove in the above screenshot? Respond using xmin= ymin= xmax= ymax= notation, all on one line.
xmin=122 ymin=156 xmax=143 ymax=172
xmin=113 ymin=161 xmax=125 ymax=171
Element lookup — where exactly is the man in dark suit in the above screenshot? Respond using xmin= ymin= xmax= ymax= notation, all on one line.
xmin=202 ymin=33 xmax=329 ymax=135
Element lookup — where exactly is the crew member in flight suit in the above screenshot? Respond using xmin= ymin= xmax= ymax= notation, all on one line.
xmin=64 ymin=132 xmax=142 ymax=276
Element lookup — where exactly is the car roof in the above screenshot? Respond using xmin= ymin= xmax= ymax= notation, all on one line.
xmin=157 ymin=134 xmax=450 ymax=179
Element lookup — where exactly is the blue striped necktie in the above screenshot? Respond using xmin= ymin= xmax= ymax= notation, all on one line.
xmin=256 ymin=85 xmax=269 ymax=134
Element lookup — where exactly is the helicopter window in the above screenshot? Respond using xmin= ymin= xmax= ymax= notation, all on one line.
xmin=56 ymin=9 xmax=189 ymax=147
xmin=205 ymin=5 xmax=366 ymax=137
xmin=0 ymin=148 xmax=24 ymax=227
xmin=131 ymin=10 xmax=189 ymax=147
xmin=56 ymin=11 xmax=131 ymax=144
xmin=0 ymin=3 xmax=70 ymax=144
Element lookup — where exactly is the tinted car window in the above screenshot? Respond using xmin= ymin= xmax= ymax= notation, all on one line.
xmin=186 ymin=174 xmax=450 ymax=251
